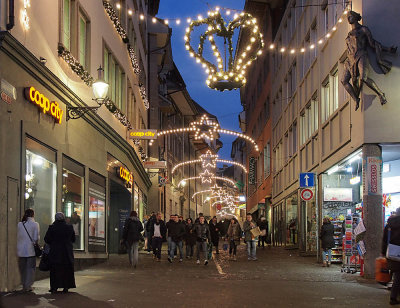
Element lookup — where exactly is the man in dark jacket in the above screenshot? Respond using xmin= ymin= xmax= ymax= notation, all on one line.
xmin=44 ymin=212 xmax=76 ymax=293
xmin=145 ymin=212 xmax=156 ymax=253
xmin=122 ymin=211 xmax=143 ymax=268
xmin=320 ymin=217 xmax=335 ymax=267
xmin=149 ymin=212 xmax=167 ymax=261
xmin=167 ymin=215 xmax=186 ymax=263
xmin=194 ymin=215 xmax=211 ymax=265
xmin=209 ymin=217 xmax=220 ymax=254
xmin=382 ymin=211 xmax=400 ymax=305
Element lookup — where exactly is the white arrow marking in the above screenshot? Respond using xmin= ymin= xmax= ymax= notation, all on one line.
xmin=304 ymin=174 xmax=309 ymax=186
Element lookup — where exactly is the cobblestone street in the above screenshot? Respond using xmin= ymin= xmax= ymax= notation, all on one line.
xmin=1 ymin=246 xmax=391 ymax=308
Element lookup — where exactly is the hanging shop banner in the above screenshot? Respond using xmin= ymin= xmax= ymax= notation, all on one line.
xmin=324 ymin=187 xmax=353 ymax=202
xmin=24 ymin=87 xmax=63 ymax=124
xmin=143 ymin=161 xmax=167 ymax=169
xmin=364 ymin=156 xmax=382 ymax=196
xmin=248 ymin=157 xmax=256 ymax=185
xmin=128 ymin=129 xmax=157 ymax=140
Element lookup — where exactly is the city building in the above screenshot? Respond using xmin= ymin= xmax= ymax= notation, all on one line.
xmin=0 ymin=0 xmax=152 ymax=291
xmin=268 ymin=0 xmax=400 ymax=277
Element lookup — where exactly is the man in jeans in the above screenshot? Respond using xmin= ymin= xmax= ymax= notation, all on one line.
xmin=167 ymin=215 xmax=186 ymax=263
xmin=194 ymin=215 xmax=211 ymax=265
xmin=243 ymin=213 xmax=258 ymax=261
xmin=149 ymin=212 xmax=167 ymax=261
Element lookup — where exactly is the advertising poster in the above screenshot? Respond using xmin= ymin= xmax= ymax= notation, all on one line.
xmin=323 ymin=188 xmax=353 ymax=202
xmin=366 ymin=156 xmax=382 ymax=196
xmin=89 ymin=185 xmax=106 ymax=252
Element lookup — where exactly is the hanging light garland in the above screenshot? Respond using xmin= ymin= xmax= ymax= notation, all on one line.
xmin=102 ymin=0 xmax=129 ymax=43
xmin=102 ymin=98 xmax=133 ymax=129
xmin=128 ymin=46 xmax=141 ymax=75
xmin=185 ymin=10 xmax=264 ymax=91
xmin=178 ymin=176 xmax=236 ymax=187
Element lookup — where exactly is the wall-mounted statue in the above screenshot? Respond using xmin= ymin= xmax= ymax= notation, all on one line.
xmin=342 ymin=11 xmax=397 ymax=111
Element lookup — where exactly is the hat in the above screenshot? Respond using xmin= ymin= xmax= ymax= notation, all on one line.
xmin=55 ymin=212 xmax=65 ymax=221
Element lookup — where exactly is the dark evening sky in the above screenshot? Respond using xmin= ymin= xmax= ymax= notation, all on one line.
xmin=157 ymin=0 xmax=245 ymax=161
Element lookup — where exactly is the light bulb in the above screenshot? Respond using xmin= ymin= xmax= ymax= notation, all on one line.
xmin=116 ymin=3 xmax=121 ymax=9
xmin=140 ymin=14 xmax=144 ymax=20
xmin=152 ymin=17 xmax=157 ymax=23
xmin=226 ymin=10 xmax=231 ymax=15
xmin=164 ymin=19 xmax=169 ymax=25
xmin=269 ymin=44 xmax=275 ymax=49
xmin=187 ymin=18 xmax=191 ymax=23
xmin=176 ymin=19 xmax=181 ymax=25
xmin=250 ymin=37 xmax=256 ymax=42
xmin=128 ymin=9 xmax=133 ymax=15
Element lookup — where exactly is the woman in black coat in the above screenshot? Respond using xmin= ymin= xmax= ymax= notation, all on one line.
xmin=185 ymin=218 xmax=196 ymax=259
xmin=320 ymin=217 xmax=335 ymax=267
xmin=209 ymin=217 xmax=220 ymax=254
xmin=44 ymin=212 xmax=76 ymax=293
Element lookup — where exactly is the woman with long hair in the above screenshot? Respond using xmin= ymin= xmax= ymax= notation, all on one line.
xmin=320 ymin=217 xmax=335 ymax=267
xmin=227 ymin=218 xmax=241 ymax=261
xmin=17 ymin=208 xmax=40 ymax=292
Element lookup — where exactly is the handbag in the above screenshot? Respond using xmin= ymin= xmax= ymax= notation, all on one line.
xmin=250 ymin=226 xmax=262 ymax=238
xmin=39 ymin=244 xmax=50 ymax=271
xmin=386 ymin=228 xmax=400 ymax=261
xmin=23 ymin=222 xmax=42 ymax=257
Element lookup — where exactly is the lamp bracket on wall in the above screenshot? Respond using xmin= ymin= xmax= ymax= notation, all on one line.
xmin=66 ymin=106 xmax=101 ymax=121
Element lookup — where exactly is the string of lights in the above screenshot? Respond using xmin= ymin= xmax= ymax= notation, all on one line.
xmin=191 ymin=190 xmax=211 ymax=199
xmin=171 ymin=157 xmax=247 ymax=175
xmin=178 ymin=176 xmax=236 ymax=187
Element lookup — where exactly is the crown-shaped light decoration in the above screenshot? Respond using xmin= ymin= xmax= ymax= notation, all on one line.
xmin=184 ymin=10 xmax=264 ymax=91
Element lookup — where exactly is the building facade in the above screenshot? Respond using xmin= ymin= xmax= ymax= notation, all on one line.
xmin=0 ymin=0 xmax=152 ymax=291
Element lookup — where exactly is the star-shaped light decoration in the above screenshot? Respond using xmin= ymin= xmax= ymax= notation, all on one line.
xmin=199 ymin=169 xmax=213 ymax=184
xmin=200 ymin=150 xmax=218 ymax=169
xmin=210 ymin=184 xmax=222 ymax=196
xmin=190 ymin=114 xmax=220 ymax=141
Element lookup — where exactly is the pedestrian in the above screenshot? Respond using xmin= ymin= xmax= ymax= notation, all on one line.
xmin=17 ymin=208 xmax=40 ymax=292
xmin=382 ymin=207 xmax=400 ymax=305
xmin=146 ymin=212 xmax=156 ymax=253
xmin=149 ymin=212 xmax=167 ymax=261
xmin=44 ymin=212 xmax=76 ymax=293
xmin=178 ymin=215 xmax=184 ymax=224
xmin=209 ymin=216 xmax=220 ymax=254
xmin=243 ymin=213 xmax=258 ymax=261
xmin=166 ymin=214 xmax=175 ymax=257
xmin=258 ymin=216 xmax=268 ymax=248
xmin=185 ymin=218 xmax=196 ymax=259
xmin=226 ymin=218 xmax=241 ymax=261
xmin=320 ymin=217 xmax=335 ymax=267
xmin=167 ymin=214 xmax=186 ymax=263
xmin=195 ymin=213 xmax=208 ymax=224
xmin=122 ymin=211 xmax=144 ymax=268
xmin=194 ymin=215 xmax=211 ymax=265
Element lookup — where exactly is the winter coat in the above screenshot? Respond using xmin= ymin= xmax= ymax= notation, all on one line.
xmin=194 ymin=222 xmax=211 ymax=242
xmin=258 ymin=219 xmax=268 ymax=231
xmin=320 ymin=222 xmax=335 ymax=250
xmin=17 ymin=217 xmax=40 ymax=257
xmin=146 ymin=215 xmax=156 ymax=233
xmin=382 ymin=216 xmax=400 ymax=272
xmin=209 ymin=222 xmax=220 ymax=244
xmin=167 ymin=221 xmax=186 ymax=242
xmin=122 ymin=217 xmax=144 ymax=245
xmin=243 ymin=220 xmax=258 ymax=241
xmin=227 ymin=223 xmax=241 ymax=244
xmin=149 ymin=219 xmax=167 ymax=240
xmin=185 ymin=223 xmax=197 ymax=245
xmin=44 ymin=220 xmax=75 ymax=265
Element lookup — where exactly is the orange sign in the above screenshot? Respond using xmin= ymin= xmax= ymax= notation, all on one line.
xmin=118 ymin=166 xmax=133 ymax=184
xmin=24 ymin=87 xmax=63 ymax=124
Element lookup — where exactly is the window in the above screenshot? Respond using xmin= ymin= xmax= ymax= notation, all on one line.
xmin=292 ymin=122 xmax=297 ymax=154
xmin=324 ymin=6 xmax=329 ymax=34
xmin=300 ymin=98 xmax=318 ymax=144
xmin=310 ymin=22 xmax=317 ymax=60
xmin=62 ymin=156 xmax=85 ymax=250
xmin=321 ymin=70 xmax=339 ymax=123
xmin=89 ymin=170 xmax=106 ymax=252
xmin=25 ymin=137 xmax=57 ymax=245
xmin=104 ymin=47 xmax=126 ymax=111
xmin=78 ymin=13 xmax=88 ymax=68
xmin=62 ymin=0 xmax=71 ymax=50
xmin=322 ymin=80 xmax=330 ymax=122
xmin=264 ymin=143 xmax=271 ymax=178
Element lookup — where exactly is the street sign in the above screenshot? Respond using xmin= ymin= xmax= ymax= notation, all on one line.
xmin=301 ymin=188 xmax=314 ymax=201
xmin=143 ymin=161 xmax=167 ymax=169
xmin=299 ymin=172 xmax=315 ymax=187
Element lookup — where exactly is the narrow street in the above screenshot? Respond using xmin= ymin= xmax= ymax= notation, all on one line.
xmin=1 ymin=246 xmax=390 ymax=308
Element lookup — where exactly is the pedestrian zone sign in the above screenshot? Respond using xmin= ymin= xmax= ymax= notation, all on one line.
xmin=299 ymin=173 xmax=315 ymax=187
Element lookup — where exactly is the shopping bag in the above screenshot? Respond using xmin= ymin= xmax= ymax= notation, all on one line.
xmin=387 ymin=228 xmax=400 ymax=261
xmin=250 ymin=227 xmax=262 ymax=238
xmin=375 ymin=257 xmax=391 ymax=284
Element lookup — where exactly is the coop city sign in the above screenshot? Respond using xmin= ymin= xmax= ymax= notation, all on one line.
xmin=118 ymin=166 xmax=133 ymax=184
xmin=24 ymin=87 xmax=63 ymax=124
xmin=129 ymin=129 xmax=157 ymax=140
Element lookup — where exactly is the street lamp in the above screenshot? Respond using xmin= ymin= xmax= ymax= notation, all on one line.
xmin=66 ymin=65 xmax=110 ymax=121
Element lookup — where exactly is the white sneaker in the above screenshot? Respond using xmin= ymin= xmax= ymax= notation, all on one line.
xmin=179 ymin=259 xmax=183 ymax=262
xmin=204 ymin=260 xmax=209 ymax=265
xmin=196 ymin=260 xmax=200 ymax=265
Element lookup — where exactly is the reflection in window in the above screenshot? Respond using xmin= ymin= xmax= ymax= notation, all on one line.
xmin=62 ymin=169 xmax=84 ymax=250
xmin=25 ymin=149 xmax=56 ymax=244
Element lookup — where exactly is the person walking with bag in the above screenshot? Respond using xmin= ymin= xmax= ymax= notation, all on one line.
xmin=243 ymin=213 xmax=258 ymax=261
xmin=382 ymin=208 xmax=400 ymax=305
xmin=17 ymin=208 xmax=40 ymax=292
xmin=227 ymin=218 xmax=241 ymax=261
xmin=44 ymin=212 xmax=75 ymax=293
xmin=122 ymin=211 xmax=143 ymax=268
xmin=320 ymin=217 xmax=335 ymax=267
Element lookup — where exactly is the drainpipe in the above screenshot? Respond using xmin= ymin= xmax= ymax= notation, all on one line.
xmin=6 ymin=0 xmax=15 ymax=31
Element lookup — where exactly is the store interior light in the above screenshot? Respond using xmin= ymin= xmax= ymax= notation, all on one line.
xmin=33 ymin=157 xmax=43 ymax=166
xmin=26 ymin=174 xmax=32 ymax=181
xmin=25 ymin=192 xmax=30 ymax=199
xmin=383 ymin=163 xmax=390 ymax=173
xmin=327 ymin=165 xmax=339 ymax=175
xmin=350 ymin=176 xmax=361 ymax=185
xmin=63 ymin=172 xmax=68 ymax=177
xmin=239 ymin=195 xmax=246 ymax=202
xmin=346 ymin=166 xmax=353 ymax=173
xmin=348 ymin=153 xmax=361 ymax=164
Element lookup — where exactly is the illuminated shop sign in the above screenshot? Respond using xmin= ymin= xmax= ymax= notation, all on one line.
xmin=118 ymin=166 xmax=133 ymax=184
xmin=129 ymin=129 xmax=157 ymax=140
xmin=24 ymin=87 xmax=63 ymax=124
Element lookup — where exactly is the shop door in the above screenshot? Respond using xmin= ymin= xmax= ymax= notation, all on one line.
xmin=7 ymin=177 xmax=19 ymax=291
xmin=108 ymin=181 xmax=132 ymax=254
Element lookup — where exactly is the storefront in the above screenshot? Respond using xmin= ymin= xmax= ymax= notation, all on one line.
xmin=0 ymin=33 xmax=151 ymax=291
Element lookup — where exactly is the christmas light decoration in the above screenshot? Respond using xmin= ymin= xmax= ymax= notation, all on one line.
xmin=102 ymin=98 xmax=133 ymax=129
xmin=190 ymin=114 xmax=220 ymax=140
xmin=185 ymin=10 xmax=264 ymax=91
xmin=199 ymin=169 xmax=213 ymax=183
xmin=58 ymin=45 xmax=94 ymax=86
xmin=103 ymin=0 xmax=129 ymax=43
xmin=178 ymin=176 xmax=235 ymax=187
xmin=200 ymin=150 xmax=218 ymax=168
xmin=128 ymin=46 xmax=141 ymax=75
xmin=21 ymin=0 xmax=30 ymax=30
xmin=139 ymin=83 xmax=150 ymax=109
xmin=192 ymin=190 xmax=211 ymax=199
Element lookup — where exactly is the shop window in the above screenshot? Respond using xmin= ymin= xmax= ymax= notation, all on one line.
xmin=88 ymin=170 xmax=106 ymax=252
xmin=62 ymin=156 xmax=85 ymax=250
xmin=25 ymin=137 xmax=57 ymax=245
xmin=286 ymin=194 xmax=298 ymax=246
xmin=104 ymin=46 xmax=126 ymax=111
